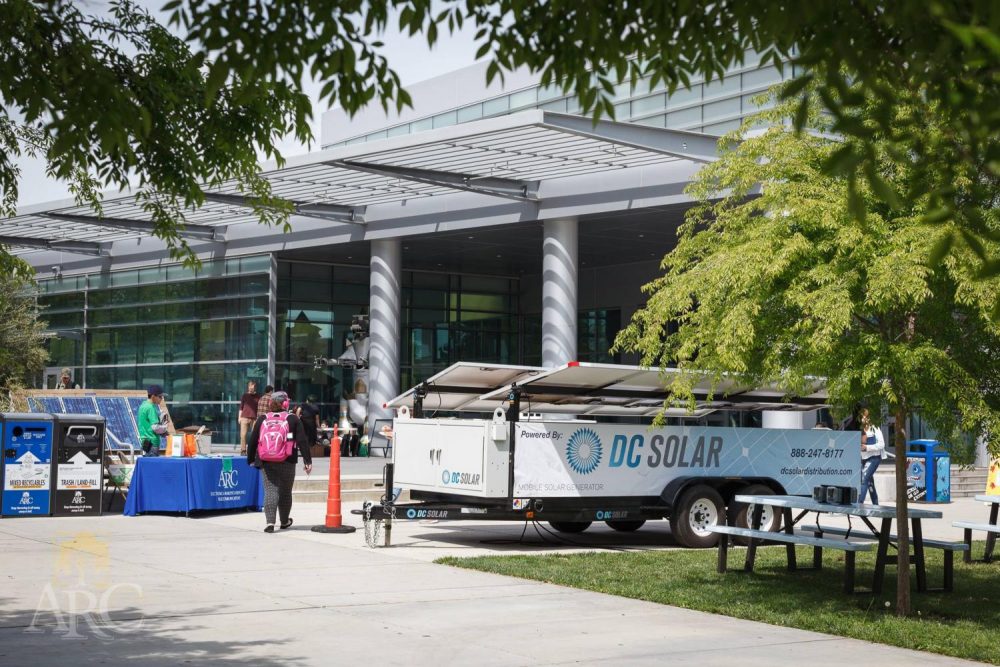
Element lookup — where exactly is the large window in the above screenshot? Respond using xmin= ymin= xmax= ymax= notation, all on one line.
xmin=36 ymin=255 xmax=272 ymax=445
xmin=401 ymin=271 xmax=519 ymax=389
xmin=275 ymin=262 xmax=521 ymax=413
xmin=520 ymin=309 xmax=622 ymax=367
xmin=275 ymin=261 xmax=370 ymax=424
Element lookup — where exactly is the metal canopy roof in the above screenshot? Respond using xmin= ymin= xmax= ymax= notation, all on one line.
xmin=387 ymin=361 xmax=829 ymax=418
xmin=3 ymin=110 xmax=719 ymax=256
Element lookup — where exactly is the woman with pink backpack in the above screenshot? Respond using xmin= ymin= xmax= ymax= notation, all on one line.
xmin=246 ymin=390 xmax=313 ymax=532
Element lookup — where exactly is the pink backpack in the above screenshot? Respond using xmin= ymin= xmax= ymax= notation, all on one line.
xmin=257 ymin=412 xmax=295 ymax=462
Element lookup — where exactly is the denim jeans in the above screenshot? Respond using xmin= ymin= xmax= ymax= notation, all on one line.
xmin=859 ymin=455 xmax=881 ymax=503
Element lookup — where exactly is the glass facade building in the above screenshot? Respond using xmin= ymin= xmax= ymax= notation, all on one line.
xmin=38 ymin=256 xmax=272 ymax=444
xmin=324 ymin=52 xmax=792 ymax=149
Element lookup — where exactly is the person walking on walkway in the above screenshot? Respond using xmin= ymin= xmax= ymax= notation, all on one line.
xmin=296 ymin=394 xmax=321 ymax=456
xmin=257 ymin=385 xmax=273 ymax=420
xmin=858 ymin=407 xmax=886 ymax=504
xmin=247 ymin=391 xmax=312 ymax=533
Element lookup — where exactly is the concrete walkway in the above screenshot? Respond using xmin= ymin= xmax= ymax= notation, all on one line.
xmin=0 ymin=497 xmax=994 ymax=666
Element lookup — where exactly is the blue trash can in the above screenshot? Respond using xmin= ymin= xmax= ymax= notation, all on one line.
xmin=906 ymin=439 xmax=951 ymax=503
xmin=1 ymin=413 xmax=55 ymax=517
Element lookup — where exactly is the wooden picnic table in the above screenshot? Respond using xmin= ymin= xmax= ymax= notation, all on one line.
xmin=735 ymin=494 xmax=946 ymax=594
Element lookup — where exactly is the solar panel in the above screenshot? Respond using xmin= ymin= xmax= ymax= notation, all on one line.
xmin=127 ymin=398 xmax=146 ymax=423
xmin=476 ymin=362 xmax=828 ymax=414
xmin=386 ymin=363 xmax=545 ymax=412
xmin=62 ymin=397 xmax=98 ymax=414
xmin=39 ymin=397 xmax=64 ymax=413
xmin=96 ymin=397 xmax=141 ymax=450
xmin=24 ymin=393 xmax=147 ymax=451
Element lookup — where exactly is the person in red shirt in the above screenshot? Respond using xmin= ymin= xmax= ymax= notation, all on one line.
xmin=238 ymin=380 xmax=259 ymax=456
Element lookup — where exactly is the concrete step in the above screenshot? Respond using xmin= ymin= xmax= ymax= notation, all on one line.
xmin=292 ymin=488 xmax=409 ymax=504
xmin=292 ymin=476 xmax=383 ymax=493
xmin=286 ymin=473 xmax=399 ymax=503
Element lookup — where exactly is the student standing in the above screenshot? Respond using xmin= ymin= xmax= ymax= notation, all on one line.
xmin=238 ymin=380 xmax=259 ymax=455
xmin=296 ymin=395 xmax=321 ymax=455
xmin=55 ymin=367 xmax=80 ymax=389
xmin=138 ymin=385 xmax=166 ymax=456
xmin=256 ymin=385 xmax=273 ymax=420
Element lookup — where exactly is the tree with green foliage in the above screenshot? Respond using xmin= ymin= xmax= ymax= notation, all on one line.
xmin=2 ymin=1 xmax=998 ymax=275
xmin=613 ymin=87 xmax=1000 ymax=616
xmin=0 ymin=256 xmax=48 ymax=401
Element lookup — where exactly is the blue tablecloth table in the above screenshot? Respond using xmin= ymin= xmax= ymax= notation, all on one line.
xmin=124 ymin=457 xmax=264 ymax=516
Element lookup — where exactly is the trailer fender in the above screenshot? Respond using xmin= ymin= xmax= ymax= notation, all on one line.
xmin=660 ymin=477 xmax=700 ymax=508
xmin=659 ymin=477 xmax=787 ymax=509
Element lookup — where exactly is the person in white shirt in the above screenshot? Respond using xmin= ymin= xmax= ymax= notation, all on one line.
xmin=858 ymin=407 xmax=886 ymax=503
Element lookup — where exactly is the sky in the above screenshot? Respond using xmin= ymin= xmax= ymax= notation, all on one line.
xmin=15 ymin=1 xmax=481 ymax=207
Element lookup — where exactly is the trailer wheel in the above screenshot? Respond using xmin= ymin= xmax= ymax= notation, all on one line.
xmin=606 ymin=520 xmax=646 ymax=532
xmin=727 ymin=484 xmax=781 ymax=543
xmin=670 ymin=485 xmax=725 ymax=548
xmin=548 ymin=521 xmax=592 ymax=534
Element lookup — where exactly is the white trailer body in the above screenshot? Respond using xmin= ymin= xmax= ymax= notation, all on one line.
xmin=378 ymin=362 xmax=860 ymax=547
xmin=392 ymin=415 xmax=859 ymax=500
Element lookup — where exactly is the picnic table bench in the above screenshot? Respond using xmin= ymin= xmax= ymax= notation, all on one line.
xmin=955 ymin=495 xmax=1000 ymax=563
xmin=809 ymin=525 xmax=967 ymax=591
xmin=710 ymin=524 xmax=872 ymax=593
xmin=711 ymin=494 xmax=949 ymax=595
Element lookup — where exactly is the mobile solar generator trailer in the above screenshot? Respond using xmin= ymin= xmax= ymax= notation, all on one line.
xmin=367 ymin=362 xmax=861 ymax=548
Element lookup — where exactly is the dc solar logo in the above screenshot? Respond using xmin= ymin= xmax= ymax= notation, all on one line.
xmin=566 ymin=428 xmax=603 ymax=475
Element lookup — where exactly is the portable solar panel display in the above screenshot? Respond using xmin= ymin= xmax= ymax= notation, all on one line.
xmin=24 ymin=394 xmax=145 ymax=453
xmin=96 ymin=398 xmax=141 ymax=450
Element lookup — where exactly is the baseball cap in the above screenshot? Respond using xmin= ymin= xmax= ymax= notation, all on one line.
xmin=147 ymin=384 xmax=165 ymax=397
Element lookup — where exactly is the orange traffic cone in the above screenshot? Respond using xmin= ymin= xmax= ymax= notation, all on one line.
xmin=312 ymin=424 xmax=356 ymax=534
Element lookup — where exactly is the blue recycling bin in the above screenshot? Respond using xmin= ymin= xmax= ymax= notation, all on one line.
xmin=906 ymin=439 xmax=951 ymax=503
xmin=1 ymin=413 xmax=55 ymax=517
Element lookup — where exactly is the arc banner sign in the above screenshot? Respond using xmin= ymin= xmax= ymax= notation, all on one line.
xmin=514 ymin=422 xmax=861 ymax=498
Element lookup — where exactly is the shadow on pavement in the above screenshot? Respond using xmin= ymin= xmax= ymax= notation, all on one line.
xmin=398 ymin=520 xmax=683 ymax=552
xmin=0 ymin=598 xmax=307 ymax=666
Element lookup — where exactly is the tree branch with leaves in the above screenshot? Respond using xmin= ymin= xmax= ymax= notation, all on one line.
xmin=614 ymin=85 xmax=1000 ymax=615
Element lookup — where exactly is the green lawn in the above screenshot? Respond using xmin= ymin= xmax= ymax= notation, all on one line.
xmin=438 ymin=544 xmax=1000 ymax=664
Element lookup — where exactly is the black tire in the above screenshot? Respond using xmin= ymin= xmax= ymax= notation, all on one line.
xmin=606 ymin=520 xmax=646 ymax=532
xmin=670 ymin=484 xmax=725 ymax=548
xmin=727 ymin=484 xmax=782 ymax=544
xmin=548 ymin=521 xmax=592 ymax=534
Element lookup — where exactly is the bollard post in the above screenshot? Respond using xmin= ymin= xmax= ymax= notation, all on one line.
xmin=312 ymin=424 xmax=356 ymax=534
xmin=383 ymin=462 xmax=394 ymax=547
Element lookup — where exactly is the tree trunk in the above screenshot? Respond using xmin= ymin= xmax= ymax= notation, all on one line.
xmin=894 ymin=405 xmax=911 ymax=616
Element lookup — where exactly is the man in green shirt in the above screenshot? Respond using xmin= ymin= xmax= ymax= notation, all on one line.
xmin=138 ymin=385 xmax=166 ymax=456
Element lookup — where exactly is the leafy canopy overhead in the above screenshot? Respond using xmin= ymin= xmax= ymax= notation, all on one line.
xmin=0 ymin=253 xmax=49 ymax=394
xmin=1 ymin=1 xmax=998 ymax=271
xmin=614 ymin=88 xmax=1000 ymax=446
xmin=173 ymin=0 xmax=1000 ymax=272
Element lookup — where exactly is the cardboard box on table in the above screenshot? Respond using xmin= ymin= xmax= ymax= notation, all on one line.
xmin=171 ymin=426 xmax=212 ymax=456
